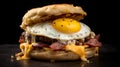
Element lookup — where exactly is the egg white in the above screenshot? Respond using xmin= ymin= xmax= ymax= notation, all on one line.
xmin=26 ymin=21 xmax=91 ymax=40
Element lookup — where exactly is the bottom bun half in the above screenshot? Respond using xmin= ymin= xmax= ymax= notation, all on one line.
xmin=30 ymin=47 xmax=96 ymax=61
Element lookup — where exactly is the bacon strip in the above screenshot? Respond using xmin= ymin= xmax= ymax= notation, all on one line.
xmin=50 ymin=42 xmax=66 ymax=50
xmin=85 ymin=34 xmax=102 ymax=47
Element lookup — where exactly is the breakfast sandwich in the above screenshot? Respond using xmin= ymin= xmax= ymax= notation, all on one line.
xmin=16 ymin=4 xmax=102 ymax=62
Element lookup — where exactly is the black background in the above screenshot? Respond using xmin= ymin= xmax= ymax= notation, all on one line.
xmin=0 ymin=0 xmax=119 ymax=48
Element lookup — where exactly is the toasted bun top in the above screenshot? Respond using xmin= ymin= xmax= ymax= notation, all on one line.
xmin=20 ymin=4 xmax=87 ymax=29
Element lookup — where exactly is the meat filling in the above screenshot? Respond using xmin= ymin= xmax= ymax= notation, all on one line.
xmin=18 ymin=32 xmax=102 ymax=50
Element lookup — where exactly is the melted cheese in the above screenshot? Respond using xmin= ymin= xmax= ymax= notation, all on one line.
xmin=95 ymin=47 xmax=99 ymax=56
xmin=65 ymin=44 xmax=89 ymax=62
xmin=16 ymin=42 xmax=99 ymax=61
xmin=17 ymin=43 xmax=33 ymax=60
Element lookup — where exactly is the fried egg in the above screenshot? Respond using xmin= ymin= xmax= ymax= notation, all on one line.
xmin=26 ymin=18 xmax=91 ymax=40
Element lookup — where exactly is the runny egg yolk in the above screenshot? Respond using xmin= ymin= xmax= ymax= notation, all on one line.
xmin=52 ymin=18 xmax=81 ymax=34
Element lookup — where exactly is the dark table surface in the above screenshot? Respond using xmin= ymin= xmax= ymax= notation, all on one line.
xmin=0 ymin=44 xmax=120 ymax=67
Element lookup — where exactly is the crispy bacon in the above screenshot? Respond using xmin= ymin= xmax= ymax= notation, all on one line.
xmin=18 ymin=32 xmax=26 ymax=43
xmin=95 ymin=34 xmax=100 ymax=40
xmin=50 ymin=42 xmax=66 ymax=50
xmin=85 ymin=34 xmax=102 ymax=47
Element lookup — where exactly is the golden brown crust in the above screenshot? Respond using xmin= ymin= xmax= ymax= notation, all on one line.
xmin=30 ymin=47 xmax=96 ymax=61
xmin=20 ymin=4 xmax=87 ymax=30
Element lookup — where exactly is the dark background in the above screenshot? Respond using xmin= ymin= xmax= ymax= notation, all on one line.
xmin=0 ymin=0 xmax=119 ymax=48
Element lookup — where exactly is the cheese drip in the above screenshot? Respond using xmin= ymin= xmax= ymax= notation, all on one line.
xmin=16 ymin=43 xmax=33 ymax=60
xmin=65 ymin=44 xmax=89 ymax=62
xmin=16 ymin=32 xmax=36 ymax=60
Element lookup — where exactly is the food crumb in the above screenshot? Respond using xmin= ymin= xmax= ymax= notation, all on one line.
xmin=11 ymin=55 xmax=14 ymax=59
